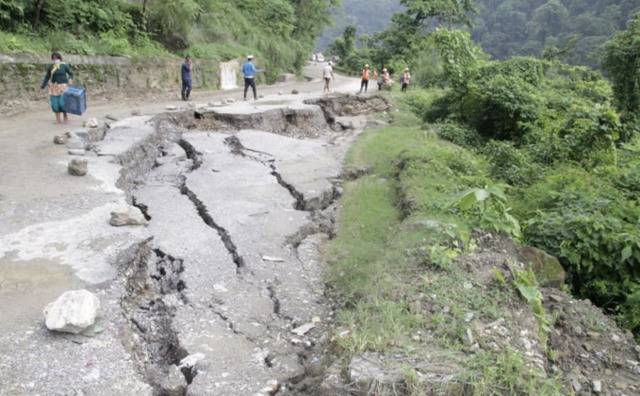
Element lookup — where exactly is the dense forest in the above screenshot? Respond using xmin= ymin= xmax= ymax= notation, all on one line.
xmin=0 ymin=0 xmax=337 ymax=79
xmin=473 ymin=0 xmax=640 ymax=68
xmin=323 ymin=0 xmax=640 ymax=70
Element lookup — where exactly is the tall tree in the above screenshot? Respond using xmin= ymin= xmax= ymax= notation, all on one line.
xmin=604 ymin=14 xmax=640 ymax=118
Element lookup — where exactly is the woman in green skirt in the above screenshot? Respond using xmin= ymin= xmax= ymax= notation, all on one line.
xmin=41 ymin=52 xmax=74 ymax=124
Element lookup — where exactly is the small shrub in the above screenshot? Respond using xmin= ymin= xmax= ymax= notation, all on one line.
xmin=482 ymin=140 xmax=541 ymax=186
xmin=436 ymin=122 xmax=483 ymax=148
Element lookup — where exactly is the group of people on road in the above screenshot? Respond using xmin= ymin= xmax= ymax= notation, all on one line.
xmin=358 ymin=64 xmax=411 ymax=94
xmin=41 ymin=51 xmax=413 ymax=123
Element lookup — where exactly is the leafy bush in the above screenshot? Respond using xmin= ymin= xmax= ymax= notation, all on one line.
xmin=452 ymin=185 xmax=522 ymax=239
xmin=436 ymin=122 xmax=483 ymax=148
xmin=482 ymin=140 xmax=541 ymax=186
xmin=519 ymin=167 xmax=640 ymax=334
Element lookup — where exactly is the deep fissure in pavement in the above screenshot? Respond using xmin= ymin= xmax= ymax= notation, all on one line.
xmin=120 ymin=241 xmax=194 ymax=394
xmin=177 ymin=138 xmax=203 ymax=170
xmin=179 ymin=179 xmax=246 ymax=272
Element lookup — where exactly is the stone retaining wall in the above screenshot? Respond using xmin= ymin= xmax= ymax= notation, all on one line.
xmin=0 ymin=54 xmax=240 ymax=105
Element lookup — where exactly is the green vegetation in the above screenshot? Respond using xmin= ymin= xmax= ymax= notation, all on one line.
xmin=0 ymin=0 xmax=336 ymax=78
xmin=402 ymin=21 xmax=640 ymax=336
xmin=326 ymin=93 xmax=563 ymax=393
xmin=473 ymin=0 xmax=640 ymax=69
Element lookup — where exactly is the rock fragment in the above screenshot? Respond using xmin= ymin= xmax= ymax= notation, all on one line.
xmin=291 ymin=89 xmax=300 ymax=95
xmin=43 ymin=289 xmax=101 ymax=334
xmin=262 ymin=255 xmax=285 ymax=263
xmin=84 ymin=118 xmax=99 ymax=128
xmin=109 ymin=206 xmax=148 ymax=227
xmin=255 ymin=379 xmax=279 ymax=396
xmin=68 ymin=149 xmax=86 ymax=156
xmin=592 ymin=380 xmax=603 ymax=393
xmin=291 ymin=323 xmax=315 ymax=336
xmin=131 ymin=109 xmax=141 ymax=116
xmin=68 ymin=159 xmax=88 ymax=176
xmin=179 ymin=353 xmax=205 ymax=370
xmin=53 ymin=135 xmax=67 ymax=145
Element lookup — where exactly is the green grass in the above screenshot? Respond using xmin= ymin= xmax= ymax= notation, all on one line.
xmin=325 ymin=90 xmax=564 ymax=394
xmin=0 ymin=31 xmax=173 ymax=59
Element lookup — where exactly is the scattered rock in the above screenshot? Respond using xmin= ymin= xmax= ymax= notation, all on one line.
xmin=84 ymin=118 xmax=99 ymax=128
xmin=154 ymin=365 xmax=187 ymax=396
xmin=68 ymin=159 xmax=88 ymax=176
xmin=131 ymin=109 xmax=141 ymax=116
xmin=109 ymin=206 xmax=148 ymax=227
xmin=259 ymin=94 xmax=265 ymax=99
xmin=319 ymin=362 xmax=349 ymax=396
xmin=518 ymin=245 xmax=565 ymax=287
xmin=611 ymin=333 xmax=622 ymax=343
xmin=225 ymin=98 xmax=235 ymax=104
xmin=278 ymin=91 xmax=283 ymax=95
xmin=105 ymin=114 xmax=118 ymax=121
xmin=68 ymin=149 xmax=86 ymax=156
xmin=592 ymin=380 xmax=603 ymax=393
xmin=179 ymin=353 xmax=205 ymax=370
xmin=262 ymin=255 xmax=285 ymax=263
xmin=53 ymin=135 xmax=67 ymax=145
xmin=291 ymin=89 xmax=300 ymax=95
xmin=166 ymin=105 xmax=178 ymax=111
xmin=292 ymin=323 xmax=315 ymax=336
xmin=465 ymin=328 xmax=475 ymax=345
xmin=256 ymin=379 xmax=279 ymax=395
xmin=349 ymin=355 xmax=404 ymax=394
xmin=571 ymin=379 xmax=582 ymax=392
xmin=43 ymin=290 xmax=101 ymax=334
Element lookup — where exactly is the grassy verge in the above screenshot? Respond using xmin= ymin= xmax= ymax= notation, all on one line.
xmin=325 ymin=90 xmax=563 ymax=394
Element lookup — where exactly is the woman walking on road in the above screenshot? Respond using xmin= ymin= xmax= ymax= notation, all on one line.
xmin=359 ymin=64 xmax=370 ymax=94
xmin=323 ymin=61 xmax=334 ymax=94
xmin=41 ymin=52 xmax=73 ymax=124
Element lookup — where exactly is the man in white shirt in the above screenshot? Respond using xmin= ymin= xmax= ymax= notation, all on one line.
xmin=323 ymin=61 xmax=334 ymax=94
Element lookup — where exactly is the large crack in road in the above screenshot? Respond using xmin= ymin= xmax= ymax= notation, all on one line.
xmin=0 ymin=91 xmax=390 ymax=396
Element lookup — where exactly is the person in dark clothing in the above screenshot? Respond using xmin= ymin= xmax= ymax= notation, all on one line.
xmin=181 ymin=56 xmax=193 ymax=101
xmin=41 ymin=52 xmax=74 ymax=124
xmin=242 ymin=55 xmax=264 ymax=100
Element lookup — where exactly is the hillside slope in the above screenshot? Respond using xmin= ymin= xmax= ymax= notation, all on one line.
xmin=472 ymin=0 xmax=640 ymax=68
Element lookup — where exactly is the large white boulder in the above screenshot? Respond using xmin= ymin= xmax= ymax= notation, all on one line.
xmin=44 ymin=289 xmax=101 ymax=334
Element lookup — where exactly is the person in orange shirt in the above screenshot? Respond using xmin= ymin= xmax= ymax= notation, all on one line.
xmin=359 ymin=64 xmax=371 ymax=94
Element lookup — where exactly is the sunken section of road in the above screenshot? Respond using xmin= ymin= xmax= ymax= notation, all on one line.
xmin=0 ymin=93 xmax=389 ymax=395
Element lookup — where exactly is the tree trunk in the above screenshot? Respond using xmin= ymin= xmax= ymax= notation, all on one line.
xmin=34 ymin=0 xmax=46 ymax=28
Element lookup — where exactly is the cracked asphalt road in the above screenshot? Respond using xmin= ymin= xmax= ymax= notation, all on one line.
xmin=0 ymin=65 xmax=386 ymax=395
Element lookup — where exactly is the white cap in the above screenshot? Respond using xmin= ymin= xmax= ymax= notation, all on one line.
xmin=247 ymin=55 xmax=254 ymax=60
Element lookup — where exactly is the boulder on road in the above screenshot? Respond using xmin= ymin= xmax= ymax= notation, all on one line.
xmin=68 ymin=159 xmax=88 ymax=176
xmin=110 ymin=206 xmax=148 ymax=227
xmin=44 ymin=289 xmax=101 ymax=334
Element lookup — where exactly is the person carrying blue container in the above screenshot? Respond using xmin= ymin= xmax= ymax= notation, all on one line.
xmin=242 ymin=55 xmax=264 ymax=101
xmin=41 ymin=52 xmax=74 ymax=124
xmin=181 ymin=56 xmax=193 ymax=101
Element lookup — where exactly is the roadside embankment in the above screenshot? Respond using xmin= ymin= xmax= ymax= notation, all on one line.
xmin=318 ymin=91 xmax=640 ymax=395
xmin=0 ymin=53 xmax=240 ymax=110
